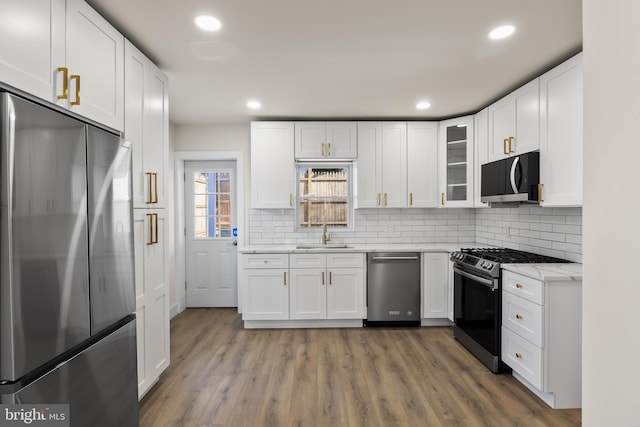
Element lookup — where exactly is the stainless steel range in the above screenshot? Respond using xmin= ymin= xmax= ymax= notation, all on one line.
xmin=450 ymin=248 xmax=570 ymax=373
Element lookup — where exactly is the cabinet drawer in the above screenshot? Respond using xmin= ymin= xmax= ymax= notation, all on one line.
xmin=502 ymin=326 xmax=542 ymax=389
xmin=327 ymin=253 xmax=364 ymax=269
xmin=502 ymin=291 xmax=544 ymax=348
xmin=502 ymin=270 xmax=543 ymax=304
xmin=242 ymin=254 xmax=289 ymax=269
xmin=290 ymin=254 xmax=326 ymax=268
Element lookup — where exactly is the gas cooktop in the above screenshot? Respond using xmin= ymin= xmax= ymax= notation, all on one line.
xmin=451 ymin=248 xmax=570 ymax=278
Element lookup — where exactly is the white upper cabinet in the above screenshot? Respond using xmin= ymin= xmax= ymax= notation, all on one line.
xmin=438 ymin=116 xmax=474 ymax=207
xmin=474 ymin=108 xmax=489 ymax=207
xmin=251 ymin=122 xmax=295 ymax=209
xmin=488 ymin=79 xmax=540 ymax=162
xmin=125 ymin=41 xmax=169 ymax=209
xmin=356 ymin=122 xmax=407 ymax=208
xmin=0 ymin=0 xmax=65 ymax=104
xmin=539 ymin=53 xmax=583 ymax=207
xmin=66 ymin=0 xmax=124 ymax=131
xmin=407 ymin=122 xmax=438 ymax=208
xmin=295 ymin=122 xmax=357 ymax=159
xmin=0 ymin=0 xmax=124 ymax=131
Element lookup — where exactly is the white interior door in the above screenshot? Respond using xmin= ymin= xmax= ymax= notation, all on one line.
xmin=185 ymin=161 xmax=237 ymax=307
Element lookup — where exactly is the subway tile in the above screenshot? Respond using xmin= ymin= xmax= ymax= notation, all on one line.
xmin=552 ymin=224 xmax=582 ymax=235
xmin=539 ymin=232 xmax=565 ymax=242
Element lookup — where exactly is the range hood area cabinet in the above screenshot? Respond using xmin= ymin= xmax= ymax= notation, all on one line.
xmin=0 ymin=0 xmax=125 ymax=131
xmin=487 ymin=79 xmax=540 ymax=163
xmin=294 ymin=122 xmax=357 ymax=159
xmin=538 ymin=53 xmax=583 ymax=207
xmin=251 ymin=122 xmax=295 ymax=209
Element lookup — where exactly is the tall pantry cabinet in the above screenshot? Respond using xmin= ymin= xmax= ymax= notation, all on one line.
xmin=124 ymin=41 xmax=171 ymax=399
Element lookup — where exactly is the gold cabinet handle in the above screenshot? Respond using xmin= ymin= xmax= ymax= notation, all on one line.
xmin=284 ymin=272 xmax=287 ymax=286
xmin=516 ymin=314 xmax=523 ymax=320
xmin=328 ymin=143 xmax=331 ymax=156
xmin=384 ymin=193 xmax=388 ymax=206
xmin=329 ymin=271 xmax=332 ymax=285
xmin=321 ymin=143 xmax=325 ymax=156
xmin=153 ymin=172 xmax=159 ymax=204
xmin=516 ymin=283 xmax=523 ymax=289
xmin=441 ymin=192 xmax=445 ymax=206
xmin=146 ymin=213 xmax=154 ymax=245
xmin=146 ymin=172 xmax=154 ymax=204
xmin=290 ymin=193 xmax=293 ymax=207
xmin=538 ymin=183 xmax=544 ymax=203
xmin=153 ymin=213 xmax=159 ymax=244
xmin=322 ymin=271 xmax=325 ymax=285
xmin=515 ymin=353 xmax=522 ymax=359
xmin=503 ymin=138 xmax=509 ymax=155
xmin=508 ymin=137 xmax=514 ymax=153
xmin=70 ymin=74 xmax=80 ymax=105
xmin=409 ymin=192 xmax=413 ymax=206
xmin=377 ymin=193 xmax=381 ymax=206
xmin=57 ymin=67 xmax=69 ymax=99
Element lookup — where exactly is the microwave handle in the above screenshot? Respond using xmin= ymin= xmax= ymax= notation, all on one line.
xmin=510 ymin=157 xmax=520 ymax=194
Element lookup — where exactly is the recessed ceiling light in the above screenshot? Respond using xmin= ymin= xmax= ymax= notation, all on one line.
xmin=489 ymin=25 xmax=515 ymax=40
xmin=416 ymin=101 xmax=431 ymax=110
xmin=247 ymin=100 xmax=261 ymax=110
xmin=195 ymin=15 xmax=222 ymax=32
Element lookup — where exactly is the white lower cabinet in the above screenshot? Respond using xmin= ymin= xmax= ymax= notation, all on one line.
xmin=501 ymin=269 xmax=582 ymax=409
xmin=134 ymin=210 xmax=169 ymax=399
xmin=290 ymin=253 xmax=364 ymax=320
xmin=422 ymin=252 xmax=449 ymax=320
xmin=241 ymin=254 xmax=290 ymax=320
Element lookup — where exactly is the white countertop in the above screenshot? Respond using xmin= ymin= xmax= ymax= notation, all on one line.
xmin=239 ymin=243 xmax=494 ymax=254
xmin=501 ymin=263 xmax=583 ymax=282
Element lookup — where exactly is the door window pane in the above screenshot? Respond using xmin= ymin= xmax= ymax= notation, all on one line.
xmin=192 ymin=171 xmax=232 ymax=238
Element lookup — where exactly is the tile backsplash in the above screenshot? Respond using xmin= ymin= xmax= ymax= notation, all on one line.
xmin=248 ymin=205 xmax=582 ymax=263
xmin=476 ymin=206 xmax=582 ymax=262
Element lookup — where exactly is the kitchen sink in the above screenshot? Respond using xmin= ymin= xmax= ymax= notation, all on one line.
xmin=295 ymin=243 xmax=353 ymax=250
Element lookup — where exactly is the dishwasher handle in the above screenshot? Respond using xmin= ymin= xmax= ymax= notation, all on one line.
xmin=370 ymin=256 xmax=419 ymax=261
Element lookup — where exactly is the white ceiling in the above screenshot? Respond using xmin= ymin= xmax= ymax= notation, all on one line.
xmin=87 ymin=0 xmax=582 ymax=125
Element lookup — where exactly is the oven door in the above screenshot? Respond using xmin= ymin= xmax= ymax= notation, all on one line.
xmin=453 ymin=266 xmax=500 ymax=368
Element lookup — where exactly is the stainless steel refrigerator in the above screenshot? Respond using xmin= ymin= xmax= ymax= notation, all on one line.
xmin=0 ymin=92 xmax=139 ymax=426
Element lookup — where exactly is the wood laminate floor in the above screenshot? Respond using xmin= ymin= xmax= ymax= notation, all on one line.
xmin=139 ymin=309 xmax=581 ymax=427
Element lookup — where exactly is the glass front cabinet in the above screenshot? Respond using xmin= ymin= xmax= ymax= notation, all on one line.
xmin=438 ymin=116 xmax=474 ymax=207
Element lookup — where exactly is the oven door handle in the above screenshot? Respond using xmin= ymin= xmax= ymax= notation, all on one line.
xmin=453 ymin=266 xmax=498 ymax=290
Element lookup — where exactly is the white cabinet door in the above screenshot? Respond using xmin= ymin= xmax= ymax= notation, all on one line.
xmin=407 ymin=122 xmax=438 ymax=208
xmin=134 ymin=210 xmax=169 ymax=399
xmin=327 ymin=268 xmax=364 ymax=319
xmin=422 ymin=252 xmax=449 ymax=319
xmin=66 ymin=0 xmax=124 ymax=131
xmin=356 ymin=122 xmax=382 ymax=208
xmin=488 ymin=79 xmax=540 ymax=162
xmin=0 ymin=0 xmax=65 ymax=104
xmin=539 ymin=53 xmax=583 ymax=207
xmin=295 ymin=122 xmax=357 ymax=159
xmin=295 ymin=122 xmax=325 ymax=158
xmin=473 ymin=109 xmax=489 ymax=207
xmin=251 ymin=122 xmax=295 ymax=209
xmin=125 ymin=42 xmax=169 ymax=209
xmin=243 ymin=269 xmax=289 ymax=320
xmin=438 ymin=116 xmax=474 ymax=207
xmin=381 ymin=122 xmax=407 ymax=208
xmin=326 ymin=122 xmax=357 ymax=158
xmin=289 ymin=268 xmax=327 ymax=320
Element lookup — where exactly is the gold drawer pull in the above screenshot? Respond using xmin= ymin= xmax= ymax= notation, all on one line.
xmin=516 ymin=283 xmax=523 ymax=289
xmin=516 ymin=314 xmax=523 ymax=320
xmin=515 ymin=353 xmax=522 ymax=359
xmin=322 ymin=271 xmax=325 ymax=285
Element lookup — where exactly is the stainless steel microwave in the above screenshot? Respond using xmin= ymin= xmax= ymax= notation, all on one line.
xmin=481 ymin=151 xmax=540 ymax=203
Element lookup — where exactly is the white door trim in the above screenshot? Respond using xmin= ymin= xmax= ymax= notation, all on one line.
xmin=174 ymin=151 xmax=245 ymax=315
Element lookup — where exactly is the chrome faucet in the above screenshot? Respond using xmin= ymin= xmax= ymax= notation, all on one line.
xmin=322 ymin=222 xmax=331 ymax=245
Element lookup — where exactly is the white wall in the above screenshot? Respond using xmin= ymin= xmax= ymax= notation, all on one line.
xmin=583 ymin=1 xmax=640 ymax=425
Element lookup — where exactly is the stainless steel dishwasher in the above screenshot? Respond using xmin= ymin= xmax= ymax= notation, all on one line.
xmin=366 ymin=252 xmax=421 ymax=326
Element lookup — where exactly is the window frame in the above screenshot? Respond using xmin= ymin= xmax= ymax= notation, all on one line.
xmin=295 ymin=162 xmax=353 ymax=231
